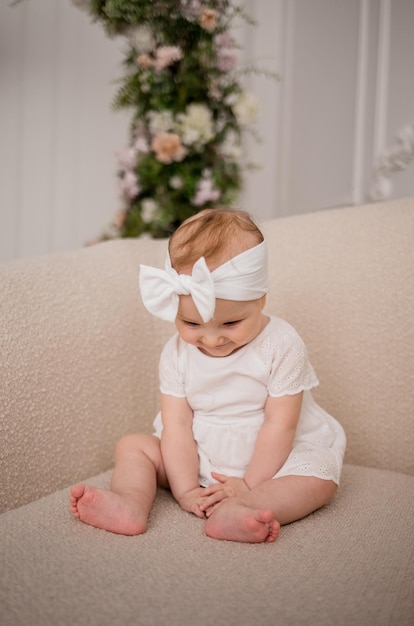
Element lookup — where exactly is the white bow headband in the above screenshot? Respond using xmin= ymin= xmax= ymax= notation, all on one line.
xmin=139 ymin=241 xmax=268 ymax=323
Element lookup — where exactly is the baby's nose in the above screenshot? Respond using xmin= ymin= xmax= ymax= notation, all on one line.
xmin=202 ymin=332 xmax=224 ymax=347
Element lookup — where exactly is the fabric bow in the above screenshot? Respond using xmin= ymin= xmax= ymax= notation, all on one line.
xmin=139 ymin=256 xmax=215 ymax=323
xmin=139 ymin=241 xmax=268 ymax=323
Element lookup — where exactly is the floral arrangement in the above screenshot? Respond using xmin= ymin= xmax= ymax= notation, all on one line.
xmin=369 ymin=122 xmax=414 ymax=201
xmin=72 ymin=0 xmax=264 ymax=239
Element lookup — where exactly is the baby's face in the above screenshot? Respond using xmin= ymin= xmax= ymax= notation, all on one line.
xmin=175 ymin=295 xmax=267 ymax=358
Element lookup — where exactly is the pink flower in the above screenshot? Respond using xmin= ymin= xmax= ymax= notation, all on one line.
xmin=199 ymin=9 xmax=218 ymax=32
xmin=215 ymin=33 xmax=237 ymax=72
xmin=192 ymin=177 xmax=220 ymax=206
xmin=115 ymin=147 xmax=138 ymax=171
xmin=216 ymin=48 xmax=237 ymax=72
xmin=154 ymin=46 xmax=183 ymax=72
xmin=215 ymin=33 xmax=235 ymax=49
xmin=136 ymin=54 xmax=154 ymax=69
xmin=118 ymin=170 xmax=140 ymax=201
xmin=134 ymin=137 xmax=150 ymax=154
xmin=151 ymin=133 xmax=186 ymax=164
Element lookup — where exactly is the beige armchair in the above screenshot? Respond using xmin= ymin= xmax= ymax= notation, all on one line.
xmin=1 ymin=197 xmax=413 ymax=626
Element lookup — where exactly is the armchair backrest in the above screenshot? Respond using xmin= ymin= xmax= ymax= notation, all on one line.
xmin=262 ymin=198 xmax=413 ymax=477
xmin=1 ymin=197 xmax=413 ymax=513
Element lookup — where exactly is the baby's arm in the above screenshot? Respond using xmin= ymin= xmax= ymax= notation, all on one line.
xmin=160 ymin=393 xmax=206 ymax=518
xmin=199 ymin=392 xmax=303 ymax=515
xmin=243 ymin=392 xmax=303 ymax=489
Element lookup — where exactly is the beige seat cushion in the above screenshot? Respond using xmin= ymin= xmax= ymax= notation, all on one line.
xmin=1 ymin=464 xmax=413 ymax=626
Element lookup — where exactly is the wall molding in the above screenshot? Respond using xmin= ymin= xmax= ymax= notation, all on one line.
xmin=372 ymin=0 xmax=391 ymax=159
xmin=352 ymin=0 xmax=370 ymax=205
xmin=277 ymin=0 xmax=295 ymax=216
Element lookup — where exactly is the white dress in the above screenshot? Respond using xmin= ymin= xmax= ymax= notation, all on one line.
xmin=153 ymin=315 xmax=346 ymax=487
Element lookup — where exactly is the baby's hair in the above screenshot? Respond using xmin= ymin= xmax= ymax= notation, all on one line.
xmin=169 ymin=208 xmax=264 ymax=272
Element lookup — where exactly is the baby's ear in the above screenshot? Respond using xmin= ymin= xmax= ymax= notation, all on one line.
xmin=259 ymin=295 xmax=267 ymax=310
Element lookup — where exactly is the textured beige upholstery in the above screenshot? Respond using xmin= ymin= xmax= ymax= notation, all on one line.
xmin=1 ymin=198 xmax=413 ymax=626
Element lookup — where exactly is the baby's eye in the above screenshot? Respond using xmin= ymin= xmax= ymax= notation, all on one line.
xmin=184 ymin=321 xmax=200 ymax=327
xmin=223 ymin=320 xmax=242 ymax=326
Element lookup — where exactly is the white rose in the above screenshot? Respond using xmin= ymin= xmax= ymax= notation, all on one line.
xmin=148 ymin=110 xmax=175 ymax=135
xmin=177 ymin=104 xmax=215 ymax=146
xmin=220 ymin=130 xmax=242 ymax=159
xmin=141 ymin=198 xmax=159 ymax=223
xmin=169 ymin=176 xmax=184 ymax=189
xmin=233 ymin=92 xmax=258 ymax=126
xmin=127 ymin=26 xmax=154 ymax=53
xmin=224 ymin=93 xmax=238 ymax=107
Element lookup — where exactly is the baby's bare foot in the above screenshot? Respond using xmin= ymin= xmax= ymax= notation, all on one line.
xmin=204 ymin=498 xmax=280 ymax=543
xmin=69 ymin=484 xmax=147 ymax=535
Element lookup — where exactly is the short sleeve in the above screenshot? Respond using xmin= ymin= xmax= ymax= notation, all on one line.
xmin=159 ymin=334 xmax=186 ymax=397
xmin=266 ymin=329 xmax=319 ymax=397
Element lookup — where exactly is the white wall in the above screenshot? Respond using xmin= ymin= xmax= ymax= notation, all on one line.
xmin=0 ymin=0 xmax=129 ymax=261
xmin=243 ymin=0 xmax=414 ymax=218
xmin=1 ymin=0 xmax=413 ymax=262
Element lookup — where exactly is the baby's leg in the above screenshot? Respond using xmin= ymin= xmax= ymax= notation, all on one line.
xmin=204 ymin=476 xmax=337 ymax=543
xmin=70 ymin=434 xmax=167 ymax=535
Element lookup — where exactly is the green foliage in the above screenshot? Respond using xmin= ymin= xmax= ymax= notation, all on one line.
xmin=72 ymin=0 xmax=261 ymax=239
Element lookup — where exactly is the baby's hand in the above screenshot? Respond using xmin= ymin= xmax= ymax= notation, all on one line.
xmin=178 ymin=488 xmax=207 ymax=519
xmin=199 ymin=473 xmax=250 ymax=517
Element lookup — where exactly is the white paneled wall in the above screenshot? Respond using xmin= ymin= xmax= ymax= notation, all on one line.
xmin=244 ymin=0 xmax=414 ymax=218
xmin=1 ymin=0 xmax=129 ymax=261
xmin=1 ymin=0 xmax=413 ymax=262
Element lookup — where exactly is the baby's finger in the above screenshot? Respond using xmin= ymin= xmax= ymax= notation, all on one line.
xmin=205 ymin=502 xmax=222 ymax=517
xmin=210 ymin=472 xmax=229 ymax=483
xmin=199 ymin=490 xmax=227 ymax=512
xmin=201 ymin=482 xmax=224 ymax=497
xmin=191 ymin=503 xmax=206 ymax=519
